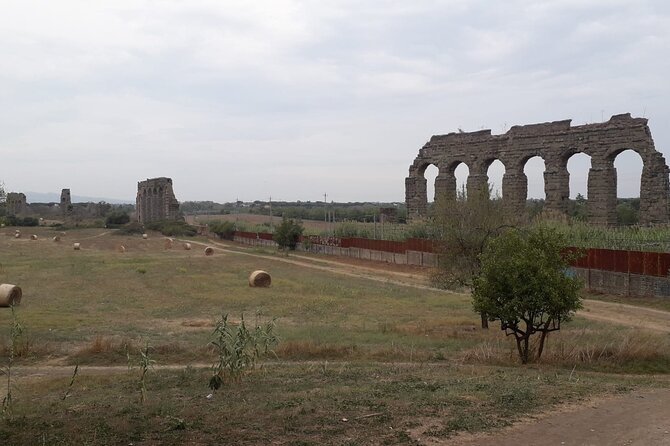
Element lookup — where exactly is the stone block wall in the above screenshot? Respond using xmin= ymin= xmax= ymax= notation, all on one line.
xmin=136 ymin=177 xmax=181 ymax=224
xmin=406 ymin=114 xmax=669 ymax=225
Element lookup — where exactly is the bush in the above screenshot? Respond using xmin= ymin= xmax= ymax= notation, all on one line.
xmin=114 ymin=222 xmax=145 ymax=235
xmin=105 ymin=212 xmax=130 ymax=227
xmin=2 ymin=215 xmax=39 ymax=227
xmin=145 ymin=220 xmax=197 ymax=237
xmin=209 ymin=221 xmax=236 ymax=240
xmin=273 ymin=218 xmax=304 ymax=250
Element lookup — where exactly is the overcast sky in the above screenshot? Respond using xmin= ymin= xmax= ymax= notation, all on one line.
xmin=1 ymin=0 xmax=668 ymax=203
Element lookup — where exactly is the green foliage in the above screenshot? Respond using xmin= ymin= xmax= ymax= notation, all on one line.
xmin=209 ymin=220 xmax=236 ymax=240
xmin=273 ymin=218 xmax=304 ymax=250
xmin=617 ymin=200 xmax=639 ymax=226
xmin=2 ymin=305 xmax=23 ymax=419
xmin=473 ymin=226 xmax=583 ymax=364
xmin=2 ymin=215 xmax=39 ymax=227
xmin=209 ymin=314 xmax=279 ymax=391
xmin=138 ymin=343 xmax=155 ymax=404
xmin=431 ymin=186 xmax=518 ymax=289
xmin=145 ymin=220 xmax=197 ymax=237
xmin=114 ymin=222 xmax=145 ymax=235
xmin=105 ymin=212 xmax=130 ymax=226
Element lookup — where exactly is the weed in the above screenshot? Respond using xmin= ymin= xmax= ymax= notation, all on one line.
xmin=2 ymin=305 xmax=23 ymax=420
xmin=61 ymin=364 xmax=79 ymax=401
xmin=208 ymin=313 xmax=279 ymax=391
xmin=139 ymin=343 xmax=155 ymax=404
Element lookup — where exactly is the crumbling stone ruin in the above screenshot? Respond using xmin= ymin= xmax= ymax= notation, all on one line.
xmin=5 ymin=193 xmax=27 ymax=215
xmin=60 ymin=188 xmax=72 ymax=215
xmin=136 ymin=177 xmax=181 ymax=224
xmin=405 ymin=114 xmax=669 ymax=225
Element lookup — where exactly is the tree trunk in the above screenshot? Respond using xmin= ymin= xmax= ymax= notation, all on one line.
xmin=480 ymin=313 xmax=488 ymax=329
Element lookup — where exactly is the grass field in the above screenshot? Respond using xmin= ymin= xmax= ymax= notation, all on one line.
xmin=0 ymin=227 xmax=669 ymax=444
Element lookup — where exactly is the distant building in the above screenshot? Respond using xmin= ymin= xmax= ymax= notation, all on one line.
xmin=136 ymin=177 xmax=180 ymax=224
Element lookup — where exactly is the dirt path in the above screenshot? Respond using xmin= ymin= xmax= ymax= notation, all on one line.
xmin=579 ymin=299 xmax=670 ymax=333
xmin=445 ymin=388 xmax=670 ymax=446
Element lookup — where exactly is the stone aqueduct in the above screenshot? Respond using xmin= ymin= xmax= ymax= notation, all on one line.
xmin=405 ymin=114 xmax=670 ymax=225
xmin=136 ymin=177 xmax=180 ymax=224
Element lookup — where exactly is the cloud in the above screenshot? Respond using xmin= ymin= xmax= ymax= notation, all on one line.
xmin=0 ymin=0 xmax=668 ymax=201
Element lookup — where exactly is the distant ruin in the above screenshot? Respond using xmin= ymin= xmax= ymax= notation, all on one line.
xmin=60 ymin=188 xmax=72 ymax=215
xmin=405 ymin=114 xmax=669 ymax=225
xmin=6 ymin=193 xmax=27 ymax=215
xmin=136 ymin=177 xmax=180 ymax=224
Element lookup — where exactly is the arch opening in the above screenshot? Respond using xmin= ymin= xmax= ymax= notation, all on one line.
xmin=524 ymin=156 xmax=546 ymax=200
xmin=487 ymin=159 xmax=505 ymax=199
xmin=454 ymin=162 xmax=470 ymax=199
xmin=567 ymin=152 xmax=591 ymax=220
xmin=614 ymin=149 xmax=643 ymax=225
xmin=423 ymin=164 xmax=439 ymax=203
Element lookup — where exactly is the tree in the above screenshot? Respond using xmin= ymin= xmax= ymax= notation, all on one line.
xmin=209 ymin=221 xmax=236 ymax=240
xmin=430 ymin=185 xmax=519 ymax=328
xmin=273 ymin=217 xmax=303 ymax=250
xmin=472 ymin=226 xmax=582 ymax=364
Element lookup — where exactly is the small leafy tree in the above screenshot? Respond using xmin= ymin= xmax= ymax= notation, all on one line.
xmin=430 ymin=185 xmax=519 ymax=328
xmin=472 ymin=226 xmax=582 ymax=364
xmin=209 ymin=221 xmax=236 ymax=240
xmin=273 ymin=217 xmax=304 ymax=250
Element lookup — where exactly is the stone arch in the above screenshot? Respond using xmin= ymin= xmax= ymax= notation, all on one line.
xmin=405 ymin=114 xmax=669 ymax=224
xmin=522 ymin=155 xmax=546 ymax=200
xmin=485 ymin=158 xmax=505 ymax=199
xmin=423 ymin=164 xmax=439 ymax=203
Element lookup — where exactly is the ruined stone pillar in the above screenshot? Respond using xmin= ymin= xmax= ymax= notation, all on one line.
xmin=434 ymin=169 xmax=456 ymax=204
xmin=502 ymin=168 xmax=527 ymax=215
xmin=587 ymin=156 xmax=617 ymax=225
xmin=466 ymin=163 xmax=488 ymax=199
xmin=544 ymin=157 xmax=570 ymax=215
xmin=640 ymin=152 xmax=670 ymax=224
xmin=405 ymin=176 xmax=427 ymax=219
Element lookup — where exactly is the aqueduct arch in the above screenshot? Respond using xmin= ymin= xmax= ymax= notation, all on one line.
xmin=405 ymin=114 xmax=670 ymax=225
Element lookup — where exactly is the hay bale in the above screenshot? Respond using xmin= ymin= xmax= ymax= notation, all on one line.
xmin=118 ymin=245 xmax=126 ymax=253
xmin=183 ymin=243 xmax=192 ymax=250
xmin=73 ymin=242 xmax=81 ymax=250
xmin=204 ymin=246 xmax=214 ymax=256
xmin=0 ymin=284 xmax=22 ymax=307
xmin=30 ymin=234 xmax=38 ymax=240
xmin=14 ymin=232 xmax=21 ymax=239
xmin=53 ymin=235 xmax=61 ymax=242
xmin=164 ymin=238 xmax=173 ymax=249
xmin=142 ymin=233 xmax=148 ymax=240
xmin=249 ymin=270 xmax=271 ymax=288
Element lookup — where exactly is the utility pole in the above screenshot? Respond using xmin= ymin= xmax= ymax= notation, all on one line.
xmin=324 ymin=193 xmax=327 ymax=230
xmin=269 ymin=196 xmax=273 ymax=229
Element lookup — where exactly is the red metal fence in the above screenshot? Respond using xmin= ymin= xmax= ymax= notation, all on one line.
xmin=233 ymin=231 xmax=669 ymax=277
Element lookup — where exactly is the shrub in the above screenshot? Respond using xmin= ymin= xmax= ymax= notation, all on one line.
xmin=273 ymin=218 xmax=304 ymax=250
xmin=209 ymin=221 xmax=236 ymax=240
xmin=145 ymin=220 xmax=197 ymax=237
xmin=105 ymin=212 xmax=130 ymax=226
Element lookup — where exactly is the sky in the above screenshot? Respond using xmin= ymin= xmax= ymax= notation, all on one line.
xmin=1 ymin=0 xmax=669 ymax=203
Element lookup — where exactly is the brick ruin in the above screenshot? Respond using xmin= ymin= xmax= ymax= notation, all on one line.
xmin=405 ymin=114 xmax=670 ymax=225
xmin=135 ymin=177 xmax=180 ymax=224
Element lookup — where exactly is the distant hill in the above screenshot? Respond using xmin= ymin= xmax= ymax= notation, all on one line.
xmin=24 ymin=191 xmax=134 ymax=205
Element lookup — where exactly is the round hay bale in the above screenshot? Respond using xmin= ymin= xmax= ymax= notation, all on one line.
xmin=142 ymin=233 xmax=148 ymax=240
xmin=204 ymin=246 xmax=214 ymax=256
xmin=249 ymin=270 xmax=271 ymax=288
xmin=52 ymin=235 xmax=61 ymax=242
xmin=164 ymin=238 xmax=173 ymax=249
xmin=14 ymin=232 xmax=21 ymax=239
xmin=0 ymin=284 xmax=22 ymax=307
xmin=118 ymin=245 xmax=126 ymax=253
xmin=30 ymin=234 xmax=38 ymax=240
xmin=73 ymin=242 xmax=81 ymax=250
xmin=183 ymin=243 xmax=192 ymax=250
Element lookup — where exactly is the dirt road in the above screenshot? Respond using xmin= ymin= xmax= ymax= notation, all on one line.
xmin=448 ymin=388 xmax=670 ymax=446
